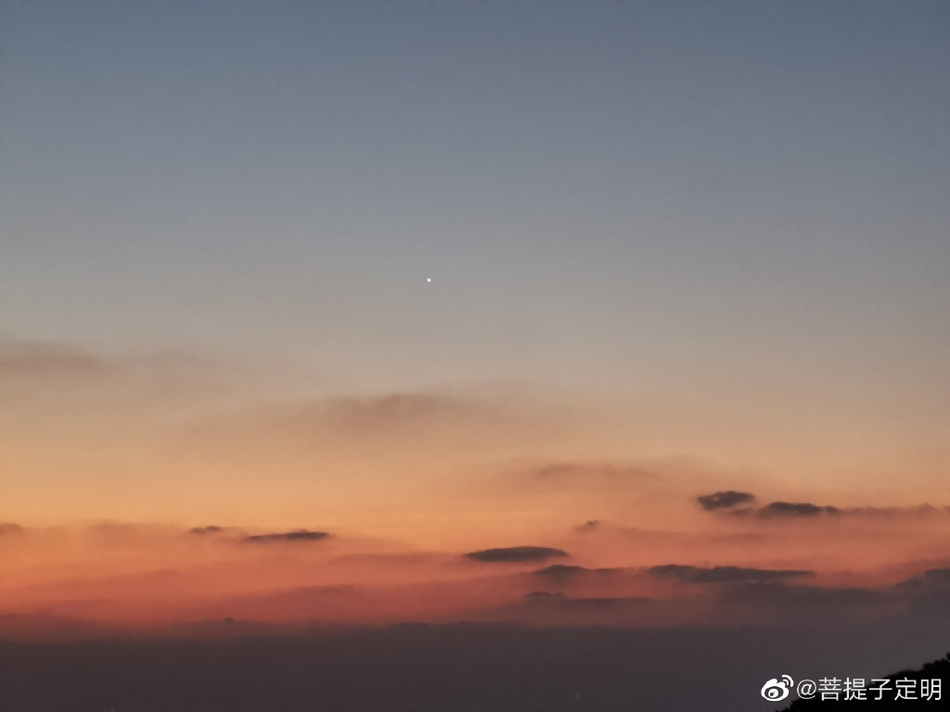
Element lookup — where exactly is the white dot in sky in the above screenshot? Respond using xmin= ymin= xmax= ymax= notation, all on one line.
xmin=426 ymin=277 xmax=432 ymax=283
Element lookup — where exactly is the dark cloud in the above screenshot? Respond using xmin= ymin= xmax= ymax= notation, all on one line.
xmin=648 ymin=564 xmax=814 ymax=584
xmin=464 ymin=546 xmax=568 ymax=563
xmin=917 ymin=568 xmax=950 ymax=585
xmin=189 ymin=526 xmax=223 ymax=535
xmin=524 ymin=591 xmax=568 ymax=602
xmin=896 ymin=567 xmax=950 ymax=589
xmin=531 ymin=564 xmax=620 ymax=581
xmin=713 ymin=501 xmax=838 ymax=518
xmin=722 ymin=582 xmax=887 ymax=608
xmin=523 ymin=592 xmax=649 ymax=608
xmin=0 ymin=523 xmax=24 ymax=536
xmin=757 ymin=502 xmax=841 ymax=517
xmin=576 ymin=519 xmax=601 ymax=531
xmin=531 ymin=564 xmax=589 ymax=580
xmin=839 ymin=504 xmax=949 ymax=517
xmin=242 ymin=530 xmax=332 ymax=544
xmin=892 ymin=568 xmax=950 ymax=614
xmin=564 ymin=596 xmax=650 ymax=608
xmin=696 ymin=490 xmax=756 ymax=511
xmin=698 ymin=495 xmax=948 ymax=519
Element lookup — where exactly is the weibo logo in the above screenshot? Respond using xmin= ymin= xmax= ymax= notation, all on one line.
xmin=761 ymin=675 xmax=794 ymax=701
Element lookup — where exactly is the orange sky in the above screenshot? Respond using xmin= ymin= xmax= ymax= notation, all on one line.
xmin=2 ymin=340 xmax=949 ymax=636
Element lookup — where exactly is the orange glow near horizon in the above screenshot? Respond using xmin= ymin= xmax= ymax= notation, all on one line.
xmin=1 ymin=341 xmax=949 ymax=637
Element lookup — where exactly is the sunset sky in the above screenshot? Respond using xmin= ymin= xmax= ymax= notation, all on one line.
xmin=1 ymin=2 xmax=949 ymax=707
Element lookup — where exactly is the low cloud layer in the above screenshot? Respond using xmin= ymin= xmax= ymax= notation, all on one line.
xmin=896 ymin=567 xmax=950 ymax=590
xmin=648 ymin=564 xmax=813 ymax=584
xmin=523 ymin=591 xmax=650 ymax=608
xmin=2 ymin=517 xmax=950 ymax=633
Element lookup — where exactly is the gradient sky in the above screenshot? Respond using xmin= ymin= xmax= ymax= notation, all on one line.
xmin=3 ymin=0 xmax=948 ymax=388
xmin=1 ymin=0 xmax=950 ymax=664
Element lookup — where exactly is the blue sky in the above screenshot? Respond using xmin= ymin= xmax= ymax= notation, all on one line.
xmin=1 ymin=0 xmax=947 ymax=404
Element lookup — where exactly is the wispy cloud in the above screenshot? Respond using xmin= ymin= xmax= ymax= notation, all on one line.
xmin=0 ymin=342 xmax=109 ymax=379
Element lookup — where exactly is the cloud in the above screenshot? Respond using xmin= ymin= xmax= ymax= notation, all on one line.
xmin=757 ymin=502 xmax=841 ymax=517
xmin=893 ymin=568 xmax=950 ymax=612
xmin=575 ymin=519 xmax=601 ymax=531
xmin=697 ymin=492 xmax=949 ymax=519
xmin=648 ymin=564 xmax=813 ymax=584
xmin=499 ymin=460 xmax=689 ymax=497
xmin=722 ymin=582 xmax=887 ymax=608
xmin=329 ymin=552 xmax=438 ymax=566
xmin=261 ymin=389 xmax=541 ymax=442
xmin=0 ymin=341 xmax=221 ymax=388
xmin=0 ymin=523 xmax=24 ymax=536
xmin=463 ymin=546 xmax=568 ymax=563
xmin=0 ymin=340 xmax=235 ymax=422
xmin=530 ymin=564 xmax=621 ymax=581
xmin=523 ymin=592 xmax=650 ymax=607
xmin=696 ymin=490 xmax=756 ymax=511
xmin=523 ymin=461 xmax=655 ymax=484
xmin=323 ymin=392 xmax=488 ymax=430
xmin=243 ymin=530 xmax=332 ymax=544
xmin=0 ymin=342 xmax=109 ymax=380
xmin=189 ymin=526 xmax=224 ymax=535
xmin=523 ymin=590 xmax=567 ymax=601
xmin=560 ymin=596 xmax=650 ymax=608
xmin=204 ymin=386 xmax=571 ymax=459
xmin=745 ymin=501 xmax=950 ymax=518
xmin=838 ymin=505 xmax=950 ymax=518
xmin=896 ymin=568 xmax=950 ymax=590
xmin=531 ymin=564 xmax=589 ymax=580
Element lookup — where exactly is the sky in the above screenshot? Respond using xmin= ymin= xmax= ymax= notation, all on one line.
xmin=0 ymin=1 xmax=949 ymax=708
